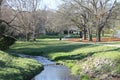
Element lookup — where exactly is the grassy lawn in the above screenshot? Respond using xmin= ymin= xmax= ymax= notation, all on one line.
xmin=0 ymin=51 xmax=43 ymax=80
xmin=7 ymin=39 xmax=120 ymax=79
xmin=37 ymin=34 xmax=80 ymax=39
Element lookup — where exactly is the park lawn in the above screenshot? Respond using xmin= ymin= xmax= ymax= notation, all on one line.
xmin=37 ymin=34 xmax=80 ymax=39
xmin=0 ymin=51 xmax=43 ymax=80
xmin=8 ymin=39 xmax=120 ymax=79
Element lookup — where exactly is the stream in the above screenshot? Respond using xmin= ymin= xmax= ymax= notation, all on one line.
xmin=19 ymin=54 xmax=80 ymax=80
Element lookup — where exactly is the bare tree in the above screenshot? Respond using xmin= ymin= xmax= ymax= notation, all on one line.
xmin=73 ymin=0 xmax=117 ymax=42
xmin=57 ymin=0 xmax=93 ymax=41
xmin=5 ymin=0 xmax=42 ymax=41
xmin=62 ymin=0 xmax=118 ymax=42
xmin=0 ymin=0 xmax=22 ymax=35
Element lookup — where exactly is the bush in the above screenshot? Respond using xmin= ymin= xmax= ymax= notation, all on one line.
xmin=0 ymin=22 xmax=6 ymax=34
xmin=0 ymin=22 xmax=16 ymax=50
xmin=0 ymin=35 xmax=16 ymax=50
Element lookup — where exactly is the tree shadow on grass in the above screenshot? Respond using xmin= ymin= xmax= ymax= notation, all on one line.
xmin=7 ymin=42 xmax=120 ymax=61
xmin=53 ymin=48 xmax=120 ymax=61
xmin=8 ymin=44 xmax=93 ymax=56
xmin=54 ymin=52 xmax=94 ymax=61
xmin=0 ymin=72 xmax=22 ymax=80
xmin=0 ymin=61 xmax=6 ymax=68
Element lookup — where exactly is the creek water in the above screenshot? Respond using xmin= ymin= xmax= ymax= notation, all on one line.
xmin=18 ymin=54 xmax=78 ymax=80
xmin=34 ymin=56 xmax=71 ymax=80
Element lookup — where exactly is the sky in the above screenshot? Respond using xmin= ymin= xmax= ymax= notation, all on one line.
xmin=39 ymin=0 xmax=120 ymax=10
xmin=41 ymin=0 xmax=62 ymax=10
xmin=41 ymin=0 xmax=119 ymax=10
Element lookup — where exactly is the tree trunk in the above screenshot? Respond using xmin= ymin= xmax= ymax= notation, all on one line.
xmin=0 ymin=0 xmax=2 ymax=18
xmin=102 ymin=30 xmax=104 ymax=37
xmin=32 ymin=32 xmax=36 ymax=41
xmin=26 ymin=32 xmax=30 ymax=41
xmin=96 ymin=28 xmax=102 ymax=42
xmin=79 ymin=31 xmax=83 ymax=40
xmin=67 ymin=29 xmax=70 ymax=37
xmin=83 ymin=27 xmax=87 ymax=40
xmin=112 ymin=31 xmax=115 ymax=38
xmin=88 ymin=28 xmax=92 ymax=41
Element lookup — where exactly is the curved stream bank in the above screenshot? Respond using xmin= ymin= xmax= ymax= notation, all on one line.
xmin=34 ymin=56 xmax=72 ymax=80
xmin=19 ymin=54 xmax=80 ymax=80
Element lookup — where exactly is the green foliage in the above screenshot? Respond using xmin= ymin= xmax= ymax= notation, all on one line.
xmin=0 ymin=35 xmax=16 ymax=50
xmin=0 ymin=23 xmax=6 ymax=34
xmin=71 ymin=65 xmax=81 ymax=75
xmin=81 ymin=75 xmax=91 ymax=80
xmin=0 ymin=51 xmax=43 ymax=80
xmin=0 ymin=23 xmax=16 ymax=50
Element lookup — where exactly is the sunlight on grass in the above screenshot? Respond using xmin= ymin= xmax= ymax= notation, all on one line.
xmin=0 ymin=51 xmax=43 ymax=80
xmin=7 ymin=39 xmax=120 ymax=79
xmin=8 ymin=39 xmax=120 ymax=61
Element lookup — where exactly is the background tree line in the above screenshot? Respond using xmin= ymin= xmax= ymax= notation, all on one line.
xmin=0 ymin=0 xmax=120 ymax=50
xmin=56 ymin=0 xmax=120 ymax=42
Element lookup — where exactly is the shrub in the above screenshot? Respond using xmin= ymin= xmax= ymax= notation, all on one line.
xmin=0 ymin=35 xmax=16 ymax=50
xmin=0 ymin=22 xmax=16 ymax=50
xmin=0 ymin=22 xmax=6 ymax=34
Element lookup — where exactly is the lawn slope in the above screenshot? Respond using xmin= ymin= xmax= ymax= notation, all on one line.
xmin=0 ymin=51 xmax=43 ymax=80
xmin=8 ymin=39 xmax=120 ymax=80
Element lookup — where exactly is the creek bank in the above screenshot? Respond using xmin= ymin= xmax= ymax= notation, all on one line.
xmin=79 ymin=57 xmax=120 ymax=80
xmin=18 ymin=54 xmax=80 ymax=80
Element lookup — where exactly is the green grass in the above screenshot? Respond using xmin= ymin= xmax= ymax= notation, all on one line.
xmin=37 ymin=34 xmax=80 ymax=39
xmin=7 ymin=39 xmax=120 ymax=79
xmin=0 ymin=51 xmax=43 ymax=80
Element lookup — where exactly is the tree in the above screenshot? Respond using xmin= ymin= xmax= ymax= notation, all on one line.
xmin=62 ymin=0 xmax=118 ymax=42
xmin=5 ymin=0 xmax=42 ymax=41
xmin=58 ymin=0 xmax=93 ymax=41
xmin=0 ymin=0 xmax=16 ymax=50
xmin=75 ymin=0 xmax=117 ymax=42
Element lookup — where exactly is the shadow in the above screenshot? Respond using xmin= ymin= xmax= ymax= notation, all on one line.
xmin=8 ymin=44 xmax=93 ymax=56
xmin=7 ymin=40 xmax=120 ymax=61
xmin=12 ymin=40 xmax=69 ymax=48
xmin=0 ymin=71 xmax=22 ymax=80
xmin=54 ymin=52 xmax=94 ymax=61
xmin=53 ymin=48 xmax=120 ymax=61
xmin=103 ymin=48 xmax=120 ymax=52
xmin=0 ymin=61 xmax=6 ymax=68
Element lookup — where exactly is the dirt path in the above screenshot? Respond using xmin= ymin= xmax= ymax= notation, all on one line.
xmin=102 ymin=44 xmax=120 ymax=47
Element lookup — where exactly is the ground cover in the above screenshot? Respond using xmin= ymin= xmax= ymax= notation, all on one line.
xmin=8 ymin=39 xmax=120 ymax=80
xmin=0 ymin=51 xmax=43 ymax=80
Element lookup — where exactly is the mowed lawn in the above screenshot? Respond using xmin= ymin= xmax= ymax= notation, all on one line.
xmin=8 ymin=39 xmax=120 ymax=79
